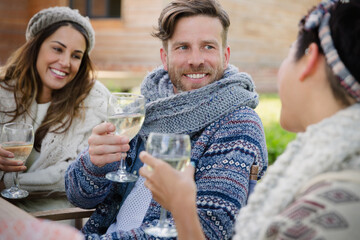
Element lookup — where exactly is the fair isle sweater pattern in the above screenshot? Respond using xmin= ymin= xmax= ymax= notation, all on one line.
xmin=65 ymin=106 xmax=268 ymax=240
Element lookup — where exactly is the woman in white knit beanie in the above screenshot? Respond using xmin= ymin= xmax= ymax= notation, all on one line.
xmin=139 ymin=0 xmax=360 ymax=239
xmin=0 ymin=6 xmax=111 ymax=212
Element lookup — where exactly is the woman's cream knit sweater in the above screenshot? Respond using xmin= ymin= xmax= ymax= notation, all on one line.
xmin=0 ymin=80 xmax=111 ymax=192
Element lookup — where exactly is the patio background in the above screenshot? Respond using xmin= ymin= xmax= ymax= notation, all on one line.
xmin=0 ymin=0 xmax=320 ymax=92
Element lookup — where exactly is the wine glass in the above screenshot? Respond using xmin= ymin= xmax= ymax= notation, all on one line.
xmin=1 ymin=123 xmax=34 ymax=199
xmin=106 ymin=93 xmax=145 ymax=183
xmin=144 ymin=132 xmax=191 ymax=238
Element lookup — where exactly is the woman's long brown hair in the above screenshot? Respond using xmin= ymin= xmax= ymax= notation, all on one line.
xmin=0 ymin=21 xmax=96 ymax=151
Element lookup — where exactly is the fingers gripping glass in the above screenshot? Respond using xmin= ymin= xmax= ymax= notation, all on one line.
xmin=105 ymin=93 xmax=145 ymax=183
xmin=1 ymin=123 xmax=34 ymax=199
xmin=144 ymin=132 xmax=191 ymax=238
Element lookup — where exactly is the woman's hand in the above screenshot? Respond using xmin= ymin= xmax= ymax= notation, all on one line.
xmin=0 ymin=145 xmax=26 ymax=172
xmin=88 ymin=122 xmax=130 ymax=167
xmin=139 ymin=151 xmax=205 ymax=240
xmin=139 ymin=151 xmax=196 ymax=213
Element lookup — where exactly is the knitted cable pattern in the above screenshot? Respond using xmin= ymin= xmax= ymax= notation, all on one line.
xmin=0 ymin=81 xmax=110 ymax=192
xmin=233 ymin=103 xmax=360 ymax=240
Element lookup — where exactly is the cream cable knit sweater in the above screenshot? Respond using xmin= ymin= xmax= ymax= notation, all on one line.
xmin=234 ymin=103 xmax=360 ymax=240
xmin=0 ymin=80 xmax=110 ymax=192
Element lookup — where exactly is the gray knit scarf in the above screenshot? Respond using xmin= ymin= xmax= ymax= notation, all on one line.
xmin=138 ymin=64 xmax=258 ymax=138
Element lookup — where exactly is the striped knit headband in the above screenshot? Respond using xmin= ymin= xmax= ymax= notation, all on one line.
xmin=303 ymin=0 xmax=360 ymax=102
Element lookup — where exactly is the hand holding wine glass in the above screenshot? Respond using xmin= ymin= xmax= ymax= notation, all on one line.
xmin=0 ymin=145 xmax=27 ymax=173
xmin=139 ymin=151 xmax=196 ymax=215
xmin=0 ymin=123 xmax=34 ymax=199
xmin=105 ymin=93 xmax=145 ymax=183
xmin=143 ymin=132 xmax=191 ymax=238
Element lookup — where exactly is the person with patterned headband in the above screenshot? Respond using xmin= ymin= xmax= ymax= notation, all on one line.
xmin=139 ymin=0 xmax=360 ymax=239
xmin=65 ymin=0 xmax=268 ymax=239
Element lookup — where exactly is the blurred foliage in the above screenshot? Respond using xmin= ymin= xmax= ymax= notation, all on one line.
xmin=256 ymin=94 xmax=296 ymax=165
xmin=106 ymin=85 xmax=136 ymax=93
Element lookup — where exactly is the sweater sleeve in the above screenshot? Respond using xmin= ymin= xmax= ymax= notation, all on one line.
xmin=194 ymin=107 xmax=268 ymax=239
xmin=83 ymin=228 xmax=149 ymax=240
xmin=65 ymin=133 xmax=145 ymax=210
xmin=2 ymin=81 xmax=111 ymax=192
xmin=65 ymin=148 xmax=119 ymax=209
xmin=67 ymin=136 xmax=152 ymax=239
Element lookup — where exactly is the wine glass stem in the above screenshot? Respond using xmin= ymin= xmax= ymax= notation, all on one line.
xmin=118 ymin=157 xmax=127 ymax=172
xmin=159 ymin=207 xmax=167 ymax=227
xmin=13 ymin=172 xmax=20 ymax=189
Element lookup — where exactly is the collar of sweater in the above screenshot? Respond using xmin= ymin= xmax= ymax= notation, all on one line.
xmin=139 ymin=64 xmax=259 ymax=138
xmin=234 ymin=103 xmax=360 ymax=240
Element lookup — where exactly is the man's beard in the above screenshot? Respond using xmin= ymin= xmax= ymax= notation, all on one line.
xmin=167 ymin=64 xmax=225 ymax=93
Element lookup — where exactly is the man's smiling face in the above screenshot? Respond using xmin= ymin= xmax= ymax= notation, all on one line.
xmin=161 ymin=15 xmax=230 ymax=93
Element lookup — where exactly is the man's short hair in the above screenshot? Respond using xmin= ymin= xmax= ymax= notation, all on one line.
xmin=153 ymin=0 xmax=230 ymax=49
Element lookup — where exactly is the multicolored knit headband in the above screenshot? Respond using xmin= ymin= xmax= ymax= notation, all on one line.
xmin=303 ymin=0 xmax=360 ymax=102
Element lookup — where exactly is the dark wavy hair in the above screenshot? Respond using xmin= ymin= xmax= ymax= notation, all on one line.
xmin=153 ymin=0 xmax=230 ymax=49
xmin=295 ymin=0 xmax=360 ymax=106
xmin=0 ymin=21 xmax=96 ymax=151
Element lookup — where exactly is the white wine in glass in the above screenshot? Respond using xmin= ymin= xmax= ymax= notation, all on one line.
xmin=144 ymin=132 xmax=191 ymax=238
xmin=1 ymin=123 xmax=34 ymax=199
xmin=106 ymin=93 xmax=145 ymax=183
xmin=107 ymin=113 xmax=144 ymax=140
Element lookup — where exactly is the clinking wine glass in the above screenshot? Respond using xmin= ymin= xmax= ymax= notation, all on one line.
xmin=144 ymin=132 xmax=191 ymax=238
xmin=105 ymin=93 xmax=145 ymax=183
xmin=1 ymin=123 xmax=34 ymax=199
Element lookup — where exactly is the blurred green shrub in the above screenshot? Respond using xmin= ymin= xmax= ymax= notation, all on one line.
xmin=106 ymin=85 xmax=141 ymax=94
xmin=256 ymin=94 xmax=296 ymax=165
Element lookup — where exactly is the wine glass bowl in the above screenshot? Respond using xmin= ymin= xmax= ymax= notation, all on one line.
xmin=105 ymin=93 xmax=145 ymax=183
xmin=144 ymin=132 xmax=191 ymax=238
xmin=1 ymin=123 xmax=34 ymax=199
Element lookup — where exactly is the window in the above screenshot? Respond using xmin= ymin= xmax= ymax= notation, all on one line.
xmin=69 ymin=0 xmax=121 ymax=18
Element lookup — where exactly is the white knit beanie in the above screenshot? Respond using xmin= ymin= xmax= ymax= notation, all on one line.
xmin=26 ymin=6 xmax=95 ymax=53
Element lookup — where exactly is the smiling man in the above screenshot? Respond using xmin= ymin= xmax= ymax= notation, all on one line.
xmin=65 ymin=0 xmax=268 ymax=239
xmin=161 ymin=14 xmax=230 ymax=93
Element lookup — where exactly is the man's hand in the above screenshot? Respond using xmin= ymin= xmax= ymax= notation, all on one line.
xmin=88 ymin=122 xmax=130 ymax=167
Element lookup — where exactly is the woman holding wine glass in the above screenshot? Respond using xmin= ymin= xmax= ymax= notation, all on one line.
xmin=0 ymin=6 xmax=111 ymax=212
